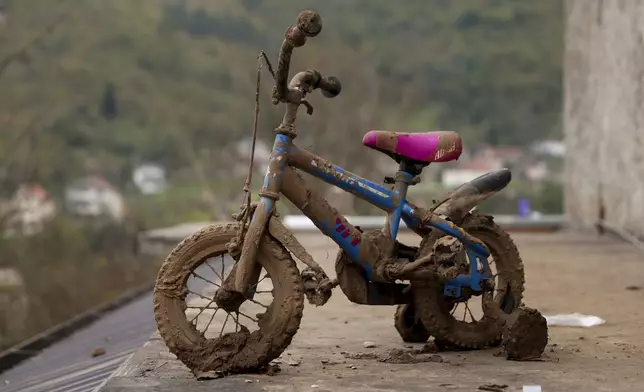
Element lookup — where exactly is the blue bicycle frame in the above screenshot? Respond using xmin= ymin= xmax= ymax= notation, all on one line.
xmin=238 ymin=132 xmax=491 ymax=298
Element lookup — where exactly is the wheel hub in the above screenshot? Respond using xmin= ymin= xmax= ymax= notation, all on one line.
xmin=214 ymin=287 xmax=246 ymax=312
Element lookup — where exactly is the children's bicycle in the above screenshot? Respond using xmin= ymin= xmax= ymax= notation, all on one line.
xmin=153 ymin=10 xmax=525 ymax=376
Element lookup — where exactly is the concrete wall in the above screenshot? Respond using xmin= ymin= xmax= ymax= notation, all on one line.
xmin=564 ymin=0 xmax=644 ymax=237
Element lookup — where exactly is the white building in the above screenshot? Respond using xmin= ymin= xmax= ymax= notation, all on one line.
xmin=65 ymin=176 xmax=125 ymax=221
xmin=133 ymin=163 xmax=167 ymax=195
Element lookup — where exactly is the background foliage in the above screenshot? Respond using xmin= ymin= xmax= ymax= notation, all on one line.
xmin=0 ymin=0 xmax=563 ymax=196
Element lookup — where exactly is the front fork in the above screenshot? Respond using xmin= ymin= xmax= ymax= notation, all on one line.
xmin=233 ymin=133 xmax=292 ymax=295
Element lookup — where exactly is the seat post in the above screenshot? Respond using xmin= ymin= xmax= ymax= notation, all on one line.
xmin=398 ymin=159 xmax=426 ymax=178
xmin=385 ymin=159 xmax=424 ymax=243
xmin=391 ymin=159 xmax=422 ymax=209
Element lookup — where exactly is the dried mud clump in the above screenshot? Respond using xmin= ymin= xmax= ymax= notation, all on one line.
xmin=342 ymin=343 xmax=443 ymax=364
xmin=502 ymin=306 xmax=548 ymax=361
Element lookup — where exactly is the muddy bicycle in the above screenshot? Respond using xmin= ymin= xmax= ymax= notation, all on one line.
xmin=153 ymin=10 xmax=525 ymax=376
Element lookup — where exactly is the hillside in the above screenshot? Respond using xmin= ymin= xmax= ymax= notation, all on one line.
xmin=0 ymin=0 xmax=563 ymax=197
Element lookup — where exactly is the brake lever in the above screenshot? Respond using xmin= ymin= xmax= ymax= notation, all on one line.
xmin=298 ymin=87 xmax=314 ymax=115
xmin=302 ymin=100 xmax=314 ymax=115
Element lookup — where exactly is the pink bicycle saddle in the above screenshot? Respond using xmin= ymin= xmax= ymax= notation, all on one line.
xmin=362 ymin=130 xmax=463 ymax=163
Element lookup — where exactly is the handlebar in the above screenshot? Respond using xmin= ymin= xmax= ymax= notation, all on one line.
xmin=271 ymin=11 xmax=342 ymax=135
xmin=273 ymin=10 xmax=322 ymax=101
xmin=289 ymin=70 xmax=342 ymax=98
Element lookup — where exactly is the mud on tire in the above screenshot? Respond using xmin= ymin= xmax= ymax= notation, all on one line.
xmin=394 ymin=303 xmax=431 ymax=343
xmin=153 ymin=223 xmax=304 ymax=374
xmin=413 ymin=213 xmax=525 ymax=350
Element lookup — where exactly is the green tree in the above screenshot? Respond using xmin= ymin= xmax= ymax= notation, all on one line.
xmin=100 ymin=82 xmax=117 ymax=120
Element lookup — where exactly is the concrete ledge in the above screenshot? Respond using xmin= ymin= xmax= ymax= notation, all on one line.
xmin=138 ymin=214 xmax=565 ymax=255
xmin=96 ymin=337 xmax=262 ymax=392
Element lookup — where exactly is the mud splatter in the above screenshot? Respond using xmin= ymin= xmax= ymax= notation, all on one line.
xmin=341 ymin=344 xmax=443 ymax=364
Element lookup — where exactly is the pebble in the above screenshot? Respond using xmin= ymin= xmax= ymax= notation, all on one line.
xmin=245 ymin=379 xmax=253 ymax=383
xmin=363 ymin=341 xmax=376 ymax=348
xmin=311 ymin=385 xmax=319 ymax=389
xmin=287 ymin=358 xmax=301 ymax=366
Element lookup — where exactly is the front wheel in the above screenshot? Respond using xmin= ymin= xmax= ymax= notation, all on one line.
xmin=153 ymin=223 xmax=304 ymax=374
xmin=414 ymin=213 xmax=525 ymax=350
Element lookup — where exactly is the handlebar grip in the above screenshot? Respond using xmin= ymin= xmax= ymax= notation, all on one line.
xmin=319 ymin=76 xmax=342 ymax=98
xmin=286 ymin=11 xmax=322 ymax=47
xmin=297 ymin=10 xmax=322 ymax=37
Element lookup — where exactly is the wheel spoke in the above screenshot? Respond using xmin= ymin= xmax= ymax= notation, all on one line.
xmin=220 ymin=255 xmax=225 ymax=283
xmin=188 ymin=290 xmax=213 ymax=302
xmin=191 ymin=271 xmax=221 ymax=288
xmin=205 ymin=260 xmax=223 ymax=282
xmin=187 ymin=305 xmax=218 ymax=311
xmin=188 ymin=297 xmax=216 ymax=324
xmin=238 ymin=311 xmax=258 ymax=323
xmin=249 ymin=273 xmax=269 ymax=291
xmin=219 ymin=313 xmax=230 ymax=336
xmin=248 ymin=298 xmax=269 ymax=309
xmin=465 ymin=302 xmax=476 ymax=322
xmin=202 ymin=308 xmax=218 ymax=334
xmin=257 ymin=273 xmax=269 ymax=285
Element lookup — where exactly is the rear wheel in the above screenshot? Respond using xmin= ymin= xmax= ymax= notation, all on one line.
xmin=414 ymin=213 xmax=525 ymax=349
xmin=153 ymin=223 xmax=304 ymax=374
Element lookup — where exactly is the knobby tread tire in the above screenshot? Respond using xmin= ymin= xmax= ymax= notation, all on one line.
xmin=153 ymin=223 xmax=304 ymax=373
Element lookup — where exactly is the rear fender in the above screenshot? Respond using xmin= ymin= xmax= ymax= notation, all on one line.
xmin=433 ymin=168 xmax=512 ymax=223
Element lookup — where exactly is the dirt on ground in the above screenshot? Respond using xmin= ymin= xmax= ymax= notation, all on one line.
xmin=101 ymin=230 xmax=644 ymax=392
